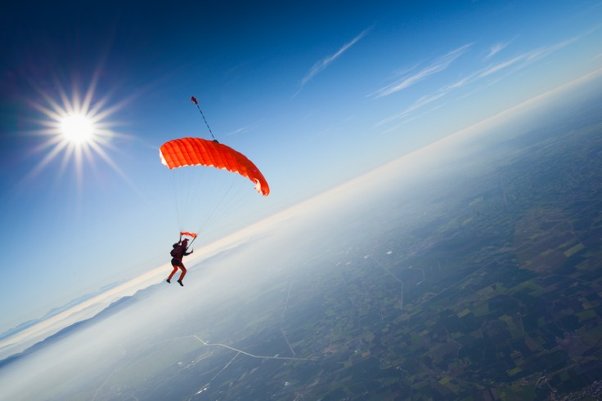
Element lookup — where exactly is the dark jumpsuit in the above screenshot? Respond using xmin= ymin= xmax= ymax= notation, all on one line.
xmin=167 ymin=242 xmax=192 ymax=282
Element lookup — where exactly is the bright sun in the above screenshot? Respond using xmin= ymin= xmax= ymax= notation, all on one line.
xmin=28 ymin=78 xmax=126 ymax=183
xmin=59 ymin=113 xmax=96 ymax=145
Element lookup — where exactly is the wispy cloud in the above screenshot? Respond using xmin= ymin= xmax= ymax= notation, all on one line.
xmin=370 ymin=43 xmax=472 ymax=98
xmin=454 ymin=35 xmax=581 ymax=89
xmin=377 ymin=92 xmax=447 ymax=127
xmin=223 ymin=127 xmax=249 ymax=137
xmin=478 ymin=54 xmax=526 ymax=78
xmin=296 ymin=28 xmax=371 ymax=95
xmin=484 ymin=39 xmax=513 ymax=59
xmin=377 ymin=34 xmax=585 ymax=129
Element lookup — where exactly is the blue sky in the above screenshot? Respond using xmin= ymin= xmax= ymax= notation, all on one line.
xmin=1 ymin=0 xmax=602 ymax=333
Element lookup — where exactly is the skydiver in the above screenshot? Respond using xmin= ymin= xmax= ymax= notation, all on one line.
xmin=166 ymin=236 xmax=193 ymax=286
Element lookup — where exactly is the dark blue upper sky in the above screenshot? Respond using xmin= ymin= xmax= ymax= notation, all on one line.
xmin=1 ymin=0 xmax=601 ymax=332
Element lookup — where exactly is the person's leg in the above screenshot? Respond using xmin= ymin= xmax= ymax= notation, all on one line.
xmin=167 ymin=265 xmax=178 ymax=282
xmin=178 ymin=265 xmax=187 ymax=285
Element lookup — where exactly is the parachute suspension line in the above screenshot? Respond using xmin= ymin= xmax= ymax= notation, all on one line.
xmin=191 ymin=96 xmax=217 ymax=142
xmin=196 ymin=174 xmax=237 ymax=233
xmin=181 ymin=165 xmax=209 ymax=237
xmin=168 ymin=162 xmax=183 ymax=231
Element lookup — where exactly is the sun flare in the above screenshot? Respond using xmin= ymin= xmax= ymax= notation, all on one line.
xmin=28 ymin=78 xmax=127 ymax=184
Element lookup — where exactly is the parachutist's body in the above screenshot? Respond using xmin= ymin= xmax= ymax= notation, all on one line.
xmin=167 ymin=237 xmax=193 ymax=286
xmin=160 ymin=98 xmax=269 ymax=288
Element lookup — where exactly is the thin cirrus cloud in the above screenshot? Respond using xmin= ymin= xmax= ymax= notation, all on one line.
xmin=376 ymin=92 xmax=447 ymax=127
xmin=295 ymin=27 xmax=371 ymax=96
xmin=453 ymin=35 xmax=582 ymax=89
xmin=484 ymin=39 xmax=513 ymax=60
xmin=370 ymin=43 xmax=473 ymax=98
xmin=377 ymin=34 xmax=587 ymax=129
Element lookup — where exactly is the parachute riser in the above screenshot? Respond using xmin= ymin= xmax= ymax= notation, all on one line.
xmin=187 ymin=235 xmax=197 ymax=249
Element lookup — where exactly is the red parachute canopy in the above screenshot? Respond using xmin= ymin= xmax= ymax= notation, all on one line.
xmin=180 ymin=231 xmax=197 ymax=239
xmin=159 ymin=137 xmax=270 ymax=196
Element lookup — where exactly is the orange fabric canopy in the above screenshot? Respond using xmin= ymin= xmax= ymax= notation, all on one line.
xmin=160 ymin=137 xmax=269 ymax=196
